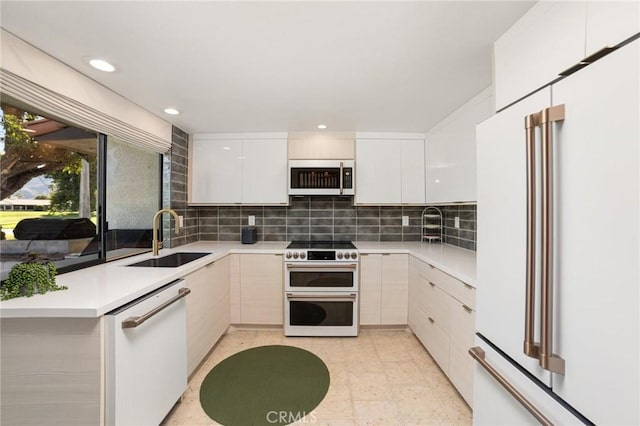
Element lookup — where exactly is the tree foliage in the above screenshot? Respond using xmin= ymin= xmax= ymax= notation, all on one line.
xmin=47 ymin=157 xmax=97 ymax=212
xmin=0 ymin=104 xmax=80 ymax=200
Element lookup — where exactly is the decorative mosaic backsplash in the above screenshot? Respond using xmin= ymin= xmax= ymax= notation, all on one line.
xmin=166 ymin=126 xmax=476 ymax=250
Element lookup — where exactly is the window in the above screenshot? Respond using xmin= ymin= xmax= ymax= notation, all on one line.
xmin=0 ymin=101 xmax=161 ymax=279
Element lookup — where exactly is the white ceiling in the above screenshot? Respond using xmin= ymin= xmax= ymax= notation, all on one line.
xmin=0 ymin=1 xmax=534 ymax=135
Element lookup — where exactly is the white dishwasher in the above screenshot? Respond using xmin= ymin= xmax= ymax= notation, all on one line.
xmin=105 ymin=279 xmax=190 ymax=426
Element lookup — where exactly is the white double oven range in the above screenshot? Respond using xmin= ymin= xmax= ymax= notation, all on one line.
xmin=284 ymin=241 xmax=359 ymax=337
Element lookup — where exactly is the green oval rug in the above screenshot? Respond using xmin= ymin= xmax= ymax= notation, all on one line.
xmin=200 ymin=345 xmax=330 ymax=426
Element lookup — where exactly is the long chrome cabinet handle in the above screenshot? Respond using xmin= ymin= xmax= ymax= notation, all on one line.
xmin=539 ymin=104 xmax=566 ymax=375
xmin=286 ymin=293 xmax=357 ymax=300
xmin=287 ymin=263 xmax=357 ymax=270
xmin=339 ymin=161 xmax=344 ymax=195
xmin=469 ymin=347 xmax=553 ymax=426
xmin=524 ymin=112 xmax=541 ymax=359
xmin=122 ymin=287 xmax=191 ymax=329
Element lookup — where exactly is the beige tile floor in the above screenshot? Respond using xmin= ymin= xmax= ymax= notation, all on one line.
xmin=162 ymin=328 xmax=472 ymax=426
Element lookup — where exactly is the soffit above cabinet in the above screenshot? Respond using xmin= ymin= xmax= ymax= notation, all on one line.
xmin=288 ymin=132 xmax=355 ymax=160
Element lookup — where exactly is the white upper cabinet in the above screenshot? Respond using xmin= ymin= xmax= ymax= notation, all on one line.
xmin=288 ymin=132 xmax=355 ymax=160
xmin=425 ymin=87 xmax=493 ymax=204
xmin=190 ymin=133 xmax=288 ymax=205
xmin=400 ymin=139 xmax=426 ymax=204
xmin=355 ymin=133 xmax=425 ymax=205
xmin=241 ymin=139 xmax=288 ymax=204
xmin=494 ymin=0 xmax=639 ymax=111
xmin=585 ymin=1 xmax=640 ymax=57
xmin=191 ymin=138 xmax=242 ymax=204
xmin=355 ymin=137 xmax=401 ymax=204
xmin=494 ymin=1 xmax=586 ymax=110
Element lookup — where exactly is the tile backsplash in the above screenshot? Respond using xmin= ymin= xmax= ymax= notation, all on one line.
xmin=166 ymin=126 xmax=476 ymax=250
xmin=194 ymin=199 xmax=477 ymax=250
xmin=440 ymin=204 xmax=476 ymax=251
xmin=197 ymin=197 xmax=425 ymax=243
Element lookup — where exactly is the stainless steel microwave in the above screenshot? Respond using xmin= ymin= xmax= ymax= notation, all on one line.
xmin=288 ymin=160 xmax=355 ymax=195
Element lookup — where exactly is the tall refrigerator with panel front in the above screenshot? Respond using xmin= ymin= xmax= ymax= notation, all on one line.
xmin=473 ymin=37 xmax=639 ymax=424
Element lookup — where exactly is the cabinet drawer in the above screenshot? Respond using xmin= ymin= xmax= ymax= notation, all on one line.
xmin=449 ymin=299 xmax=475 ymax=349
xmin=428 ymin=265 xmax=476 ymax=309
xmin=411 ymin=305 xmax=429 ymax=348
xmin=424 ymin=313 xmax=450 ymax=373
xmin=449 ymin=339 xmax=474 ymax=405
xmin=410 ymin=256 xmax=433 ymax=281
xmin=410 ymin=270 xmax=429 ymax=311
xmin=424 ymin=279 xmax=451 ymax=334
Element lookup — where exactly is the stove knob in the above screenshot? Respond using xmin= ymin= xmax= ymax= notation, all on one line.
xmin=286 ymin=252 xmax=292 ymax=259
xmin=293 ymin=252 xmax=299 ymax=259
xmin=350 ymin=252 xmax=358 ymax=260
xmin=337 ymin=252 xmax=343 ymax=259
xmin=300 ymin=252 xmax=306 ymax=259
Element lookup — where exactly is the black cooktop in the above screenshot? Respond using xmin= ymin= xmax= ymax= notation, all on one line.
xmin=287 ymin=240 xmax=356 ymax=250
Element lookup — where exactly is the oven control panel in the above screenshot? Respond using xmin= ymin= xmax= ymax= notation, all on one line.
xmin=284 ymin=250 xmax=358 ymax=262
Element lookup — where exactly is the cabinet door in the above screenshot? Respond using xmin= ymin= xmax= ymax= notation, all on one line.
xmin=241 ymin=139 xmax=288 ymax=204
xmin=400 ymin=140 xmax=425 ymax=204
xmin=240 ymin=254 xmax=284 ymax=325
xmin=184 ymin=264 xmax=217 ymax=376
xmin=229 ymin=254 xmax=241 ymax=324
xmin=380 ymin=254 xmax=408 ymax=324
xmin=425 ymin=88 xmax=493 ymax=203
xmin=550 ymin=39 xmax=639 ymax=425
xmin=494 ymin=1 xmax=586 ymax=110
xmin=355 ymin=139 xmax=401 ymax=204
xmin=210 ymin=256 xmax=230 ymax=345
xmin=407 ymin=267 xmax=420 ymax=332
xmin=359 ymin=254 xmax=382 ymax=325
xmin=585 ymin=1 xmax=640 ymax=58
xmin=191 ymin=139 xmax=242 ymax=203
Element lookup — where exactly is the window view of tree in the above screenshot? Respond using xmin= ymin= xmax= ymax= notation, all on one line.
xmin=0 ymin=103 xmax=98 ymax=268
xmin=0 ymin=105 xmax=87 ymax=200
xmin=1 ymin=100 xmax=161 ymax=277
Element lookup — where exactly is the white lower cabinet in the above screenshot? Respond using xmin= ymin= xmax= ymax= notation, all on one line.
xmin=359 ymin=253 xmax=408 ymax=325
xmin=408 ymin=256 xmax=476 ymax=405
xmin=184 ymin=256 xmax=230 ymax=376
xmin=238 ymin=253 xmax=284 ymax=325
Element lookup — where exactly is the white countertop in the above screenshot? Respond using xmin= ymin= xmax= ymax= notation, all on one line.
xmin=0 ymin=241 xmax=475 ymax=319
xmin=0 ymin=242 xmax=287 ymax=319
xmin=355 ymin=242 xmax=477 ymax=287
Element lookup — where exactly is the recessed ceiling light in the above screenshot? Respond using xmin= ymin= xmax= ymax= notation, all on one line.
xmin=89 ymin=58 xmax=116 ymax=72
xmin=317 ymin=124 xmax=328 ymax=130
xmin=164 ymin=108 xmax=180 ymax=115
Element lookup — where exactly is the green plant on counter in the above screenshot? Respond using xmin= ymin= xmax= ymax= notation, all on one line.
xmin=1 ymin=253 xmax=67 ymax=301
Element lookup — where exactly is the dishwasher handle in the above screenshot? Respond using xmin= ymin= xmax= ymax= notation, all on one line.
xmin=122 ymin=287 xmax=191 ymax=329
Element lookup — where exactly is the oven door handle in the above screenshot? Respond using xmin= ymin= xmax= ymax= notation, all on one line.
xmin=286 ymin=263 xmax=358 ymax=270
xmin=286 ymin=293 xmax=357 ymax=300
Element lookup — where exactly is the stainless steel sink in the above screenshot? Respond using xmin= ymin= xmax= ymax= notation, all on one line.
xmin=127 ymin=252 xmax=211 ymax=268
